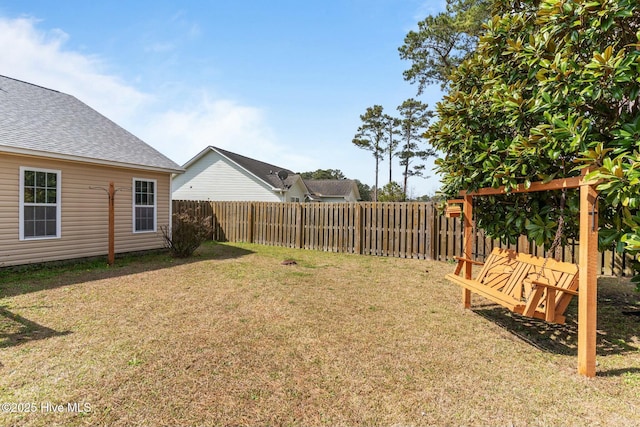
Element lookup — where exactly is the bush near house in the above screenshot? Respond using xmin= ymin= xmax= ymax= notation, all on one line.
xmin=161 ymin=208 xmax=212 ymax=257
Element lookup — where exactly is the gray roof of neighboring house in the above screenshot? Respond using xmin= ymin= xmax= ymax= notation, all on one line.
xmin=0 ymin=75 xmax=183 ymax=173
xmin=304 ymin=179 xmax=360 ymax=199
xmin=187 ymin=146 xmax=299 ymax=189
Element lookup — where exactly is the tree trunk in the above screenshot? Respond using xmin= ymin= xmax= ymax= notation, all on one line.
xmin=374 ymin=158 xmax=379 ymax=202
xmin=403 ymin=162 xmax=409 ymax=199
xmin=389 ymin=149 xmax=393 ymax=185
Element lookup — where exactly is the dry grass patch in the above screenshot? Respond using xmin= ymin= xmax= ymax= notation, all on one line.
xmin=0 ymin=242 xmax=639 ymax=426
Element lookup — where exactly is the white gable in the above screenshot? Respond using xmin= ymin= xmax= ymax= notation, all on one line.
xmin=172 ymin=150 xmax=283 ymax=201
xmin=285 ymin=177 xmax=308 ymax=202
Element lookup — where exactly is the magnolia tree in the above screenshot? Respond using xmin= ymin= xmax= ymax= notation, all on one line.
xmin=424 ymin=0 xmax=640 ymax=270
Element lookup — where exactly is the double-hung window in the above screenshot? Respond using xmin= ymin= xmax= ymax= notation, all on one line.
xmin=19 ymin=167 xmax=61 ymax=240
xmin=133 ymin=178 xmax=156 ymax=232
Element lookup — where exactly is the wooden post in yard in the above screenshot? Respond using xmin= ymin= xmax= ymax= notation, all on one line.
xmin=462 ymin=195 xmax=473 ymax=308
xmin=578 ymin=174 xmax=599 ymax=377
xmin=90 ymin=181 xmax=127 ymax=266
xmin=108 ymin=181 xmax=115 ymax=266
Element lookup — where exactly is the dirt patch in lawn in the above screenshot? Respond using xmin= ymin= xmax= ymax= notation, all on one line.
xmin=0 ymin=242 xmax=639 ymax=426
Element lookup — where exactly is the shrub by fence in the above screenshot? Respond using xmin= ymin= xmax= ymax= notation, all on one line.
xmin=173 ymin=200 xmax=634 ymax=276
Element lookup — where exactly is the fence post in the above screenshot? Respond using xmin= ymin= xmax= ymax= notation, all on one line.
xmin=423 ymin=202 xmax=433 ymax=260
xmin=296 ymin=203 xmax=303 ymax=248
xmin=355 ymin=203 xmax=362 ymax=255
xmin=208 ymin=201 xmax=214 ymax=241
xmin=247 ymin=202 xmax=254 ymax=243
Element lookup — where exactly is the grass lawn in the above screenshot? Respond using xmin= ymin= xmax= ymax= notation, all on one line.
xmin=0 ymin=241 xmax=639 ymax=426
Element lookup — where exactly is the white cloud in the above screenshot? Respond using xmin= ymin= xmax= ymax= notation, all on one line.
xmin=0 ymin=17 xmax=149 ymax=123
xmin=142 ymin=96 xmax=283 ymax=166
xmin=0 ymin=16 xmax=288 ymax=169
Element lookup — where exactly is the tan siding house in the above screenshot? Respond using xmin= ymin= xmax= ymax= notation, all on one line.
xmin=0 ymin=75 xmax=183 ymax=267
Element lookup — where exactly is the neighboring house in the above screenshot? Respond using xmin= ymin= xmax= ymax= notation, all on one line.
xmin=304 ymin=179 xmax=361 ymax=203
xmin=172 ymin=146 xmax=308 ymax=202
xmin=0 ymin=75 xmax=183 ymax=268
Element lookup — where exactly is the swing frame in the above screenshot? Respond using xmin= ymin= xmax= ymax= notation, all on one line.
xmin=455 ymin=169 xmax=599 ymax=377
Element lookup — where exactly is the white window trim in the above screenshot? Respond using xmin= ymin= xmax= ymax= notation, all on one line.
xmin=132 ymin=177 xmax=157 ymax=233
xmin=19 ymin=166 xmax=62 ymax=241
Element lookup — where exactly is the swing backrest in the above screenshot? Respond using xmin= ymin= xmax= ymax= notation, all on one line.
xmin=477 ymin=248 xmax=579 ymax=316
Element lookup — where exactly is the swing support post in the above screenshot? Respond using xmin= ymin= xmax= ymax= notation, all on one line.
xmin=462 ymin=195 xmax=473 ymax=308
xmin=578 ymin=174 xmax=598 ymax=377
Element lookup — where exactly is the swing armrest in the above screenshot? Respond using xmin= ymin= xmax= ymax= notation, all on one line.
xmin=526 ymin=279 xmax=579 ymax=296
xmin=453 ymin=256 xmax=484 ymax=266
xmin=452 ymin=256 xmax=484 ymax=276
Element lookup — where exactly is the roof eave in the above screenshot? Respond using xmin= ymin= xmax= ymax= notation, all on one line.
xmin=180 ymin=145 xmax=214 ymax=169
xmin=0 ymin=145 xmax=185 ymax=174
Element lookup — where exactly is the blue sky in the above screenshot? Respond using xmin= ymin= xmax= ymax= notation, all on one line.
xmin=0 ymin=0 xmax=445 ymax=197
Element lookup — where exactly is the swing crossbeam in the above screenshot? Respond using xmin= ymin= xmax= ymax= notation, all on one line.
xmin=446 ymin=247 xmax=579 ymax=324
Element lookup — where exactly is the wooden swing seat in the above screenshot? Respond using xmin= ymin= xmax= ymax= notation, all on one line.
xmin=446 ymin=247 xmax=579 ymax=324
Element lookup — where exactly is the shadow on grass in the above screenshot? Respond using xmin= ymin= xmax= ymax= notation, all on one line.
xmin=598 ymin=367 xmax=640 ymax=377
xmin=472 ymin=277 xmax=640 ymax=359
xmin=0 ymin=306 xmax=71 ymax=349
xmin=0 ymin=241 xmax=254 ymax=300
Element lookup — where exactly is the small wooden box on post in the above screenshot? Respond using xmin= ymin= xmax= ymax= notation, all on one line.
xmin=445 ymin=199 xmax=463 ymax=218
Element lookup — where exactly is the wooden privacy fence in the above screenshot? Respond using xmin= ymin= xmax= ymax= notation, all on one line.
xmin=174 ymin=200 xmax=435 ymax=259
xmin=173 ymin=200 xmax=634 ymax=276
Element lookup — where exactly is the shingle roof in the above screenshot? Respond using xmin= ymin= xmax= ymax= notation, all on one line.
xmin=0 ymin=75 xmax=183 ymax=173
xmin=304 ymin=179 xmax=360 ymax=198
xmin=189 ymin=146 xmax=298 ymax=189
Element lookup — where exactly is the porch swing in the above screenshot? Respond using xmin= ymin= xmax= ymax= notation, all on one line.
xmin=445 ymin=191 xmax=579 ymax=324
xmin=442 ymin=171 xmax=600 ymax=377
